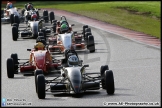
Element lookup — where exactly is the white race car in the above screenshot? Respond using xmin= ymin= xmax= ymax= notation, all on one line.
xmin=1 ymin=7 xmax=24 ymax=25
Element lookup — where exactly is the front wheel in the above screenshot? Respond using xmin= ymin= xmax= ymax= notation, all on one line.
xmin=100 ymin=65 xmax=109 ymax=89
xmin=87 ymin=35 xmax=95 ymax=53
xmin=105 ymin=70 xmax=115 ymax=95
xmin=12 ymin=26 xmax=18 ymax=41
xmin=7 ymin=58 xmax=14 ymax=78
xmin=49 ymin=11 xmax=55 ymax=24
xmin=37 ymin=74 xmax=46 ymax=99
xmin=35 ymin=69 xmax=43 ymax=93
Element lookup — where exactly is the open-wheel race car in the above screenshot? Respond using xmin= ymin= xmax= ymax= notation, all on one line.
xmin=48 ymin=28 xmax=95 ymax=54
xmin=11 ymin=18 xmax=54 ymax=41
xmin=1 ymin=7 xmax=25 ymax=25
xmin=48 ymin=16 xmax=95 ymax=53
xmin=35 ymin=50 xmax=115 ymax=99
xmin=6 ymin=48 xmax=61 ymax=78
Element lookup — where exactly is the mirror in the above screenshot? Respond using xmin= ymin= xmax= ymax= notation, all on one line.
xmin=27 ymin=49 xmax=31 ymax=51
xmin=83 ymin=64 xmax=89 ymax=67
xmin=71 ymin=24 xmax=75 ymax=26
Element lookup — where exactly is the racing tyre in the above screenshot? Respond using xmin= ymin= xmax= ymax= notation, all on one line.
xmin=1 ymin=10 xmax=4 ymax=18
xmin=37 ymin=74 xmax=46 ymax=99
xmin=14 ymin=15 xmax=20 ymax=24
xmin=21 ymin=9 xmax=25 ymax=16
xmin=43 ymin=10 xmax=49 ymax=23
xmin=52 ymin=22 xmax=57 ymax=33
xmin=83 ymin=25 xmax=88 ymax=37
xmin=10 ymin=14 xmax=14 ymax=26
xmin=12 ymin=26 xmax=18 ymax=41
xmin=35 ymin=69 xmax=43 ymax=93
xmin=85 ymin=28 xmax=91 ymax=34
xmin=36 ymin=11 xmax=39 ymax=19
xmin=85 ymin=32 xmax=92 ymax=42
xmin=49 ymin=11 xmax=55 ymax=24
xmin=100 ymin=65 xmax=109 ymax=89
xmin=11 ymin=53 xmax=19 ymax=73
xmin=105 ymin=70 xmax=115 ymax=94
xmin=12 ymin=23 xmax=19 ymax=29
xmin=7 ymin=58 xmax=14 ymax=78
xmin=40 ymin=29 xmax=46 ymax=40
xmin=38 ymin=32 xmax=44 ymax=36
xmin=87 ymin=35 xmax=95 ymax=53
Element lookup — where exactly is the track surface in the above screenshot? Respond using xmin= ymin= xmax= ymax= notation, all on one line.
xmin=1 ymin=9 xmax=161 ymax=107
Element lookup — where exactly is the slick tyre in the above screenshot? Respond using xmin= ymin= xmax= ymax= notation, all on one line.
xmin=83 ymin=25 xmax=88 ymax=38
xmin=10 ymin=14 xmax=14 ymax=26
xmin=35 ymin=69 xmax=43 ymax=93
xmin=85 ymin=32 xmax=91 ymax=43
xmin=11 ymin=53 xmax=18 ymax=73
xmin=37 ymin=74 xmax=46 ymax=99
xmin=7 ymin=58 xmax=14 ymax=78
xmin=43 ymin=10 xmax=48 ymax=22
xmin=100 ymin=65 xmax=109 ymax=89
xmin=12 ymin=26 xmax=18 ymax=41
xmin=49 ymin=11 xmax=55 ymax=24
xmin=14 ymin=15 xmax=20 ymax=24
xmin=105 ymin=70 xmax=115 ymax=95
xmin=40 ymin=29 xmax=46 ymax=40
xmin=87 ymin=35 xmax=95 ymax=53
xmin=85 ymin=27 xmax=91 ymax=33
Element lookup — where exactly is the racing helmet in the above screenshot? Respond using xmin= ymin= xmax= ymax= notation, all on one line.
xmin=34 ymin=42 xmax=45 ymax=50
xmin=60 ymin=24 xmax=69 ymax=33
xmin=7 ymin=2 xmax=13 ymax=9
xmin=31 ymin=14 xmax=37 ymax=21
xmin=67 ymin=55 xmax=79 ymax=66
xmin=36 ymin=36 xmax=46 ymax=45
xmin=27 ymin=4 xmax=32 ymax=10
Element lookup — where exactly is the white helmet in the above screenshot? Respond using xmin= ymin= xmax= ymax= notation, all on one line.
xmin=67 ymin=55 xmax=79 ymax=66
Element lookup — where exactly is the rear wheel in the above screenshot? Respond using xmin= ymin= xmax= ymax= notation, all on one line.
xmin=85 ymin=32 xmax=91 ymax=43
xmin=49 ymin=11 xmax=55 ymax=24
xmin=21 ymin=9 xmax=25 ymax=16
xmin=10 ymin=14 xmax=14 ymax=26
xmin=105 ymin=70 xmax=115 ymax=94
xmin=43 ymin=10 xmax=48 ymax=22
xmin=83 ymin=25 xmax=88 ymax=38
xmin=37 ymin=74 xmax=46 ymax=99
xmin=7 ymin=58 xmax=14 ymax=78
xmin=12 ymin=26 xmax=18 ymax=41
xmin=14 ymin=15 xmax=20 ymax=24
xmin=36 ymin=11 xmax=39 ymax=19
xmin=40 ymin=29 xmax=46 ymax=40
xmin=100 ymin=65 xmax=109 ymax=89
xmin=35 ymin=69 xmax=43 ymax=93
xmin=87 ymin=35 xmax=95 ymax=52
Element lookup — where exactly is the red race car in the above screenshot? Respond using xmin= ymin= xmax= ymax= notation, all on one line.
xmin=6 ymin=47 xmax=61 ymax=78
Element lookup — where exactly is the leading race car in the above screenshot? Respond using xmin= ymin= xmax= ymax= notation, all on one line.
xmin=6 ymin=44 xmax=61 ymax=78
xmin=35 ymin=51 xmax=115 ymax=99
xmin=1 ymin=7 xmax=25 ymax=25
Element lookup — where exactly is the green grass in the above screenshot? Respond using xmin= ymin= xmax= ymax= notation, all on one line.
xmin=2 ymin=1 xmax=160 ymax=39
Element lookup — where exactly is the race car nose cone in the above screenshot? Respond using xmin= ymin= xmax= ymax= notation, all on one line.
xmin=73 ymin=84 xmax=80 ymax=94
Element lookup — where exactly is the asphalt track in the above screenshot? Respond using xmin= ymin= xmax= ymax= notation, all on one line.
xmin=1 ymin=9 xmax=161 ymax=107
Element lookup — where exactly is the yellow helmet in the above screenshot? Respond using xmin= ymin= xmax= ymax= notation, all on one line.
xmin=34 ymin=42 xmax=45 ymax=50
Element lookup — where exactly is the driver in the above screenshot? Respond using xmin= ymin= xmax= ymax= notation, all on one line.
xmin=27 ymin=3 xmax=34 ymax=10
xmin=6 ymin=1 xmax=14 ymax=16
xmin=6 ymin=1 xmax=14 ymax=9
xmin=29 ymin=42 xmax=53 ymax=65
xmin=60 ymin=24 xmax=69 ymax=34
xmin=67 ymin=55 xmax=79 ymax=67
xmin=31 ymin=12 xmax=38 ymax=21
xmin=34 ymin=42 xmax=45 ymax=50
